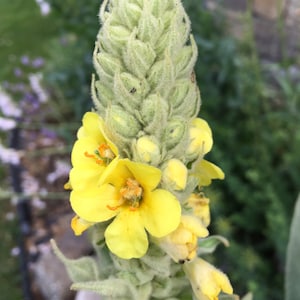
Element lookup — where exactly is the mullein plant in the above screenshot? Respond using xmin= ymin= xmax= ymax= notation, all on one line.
xmin=53 ymin=0 xmax=235 ymax=299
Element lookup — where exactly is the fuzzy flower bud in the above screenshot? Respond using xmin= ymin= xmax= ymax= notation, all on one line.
xmin=106 ymin=105 xmax=141 ymax=141
xmin=134 ymin=135 xmax=160 ymax=165
xmin=183 ymin=258 xmax=233 ymax=300
xmin=155 ymin=215 xmax=209 ymax=263
xmin=187 ymin=118 xmax=213 ymax=161
xmin=162 ymin=159 xmax=188 ymax=191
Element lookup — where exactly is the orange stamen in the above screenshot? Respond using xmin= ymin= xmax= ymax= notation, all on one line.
xmin=84 ymin=151 xmax=95 ymax=158
xmin=107 ymin=204 xmax=122 ymax=211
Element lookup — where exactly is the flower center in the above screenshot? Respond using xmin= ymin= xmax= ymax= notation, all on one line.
xmin=120 ymin=178 xmax=143 ymax=210
xmin=84 ymin=143 xmax=115 ymax=165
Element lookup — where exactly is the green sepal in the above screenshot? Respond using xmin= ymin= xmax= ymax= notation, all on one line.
xmin=147 ymin=52 xmax=174 ymax=93
xmin=50 ymin=239 xmax=99 ymax=283
xmin=140 ymin=93 xmax=169 ymax=137
xmin=114 ymin=71 xmax=150 ymax=112
xmin=168 ymin=79 xmax=201 ymax=119
xmin=93 ymin=46 xmax=124 ymax=84
xmin=91 ymin=76 xmax=114 ymax=112
xmin=115 ymin=0 xmax=142 ymax=29
xmin=198 ymin=235 xmax=230 ymax=256
xmin=137 ymin=4 xmax=164 ymax=45
xmin=106 ymin=104 xmax=141 ymax=138
xmin=123 ymin=30 xmax=156 ymax=77
xmin=162 ymin=117 xmax=188 ymax=154
xmin=174 ymin=35 xmax=198 ymax=78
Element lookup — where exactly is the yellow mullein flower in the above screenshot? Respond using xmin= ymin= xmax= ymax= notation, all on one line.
xmin=183 ymin=258 xmax=233 ymax=300
xmin=155 ymin=215 xmax=209 ymax=263
xmin=191 ymin=159 xmax=225 ymax=187
xmin=187 ymin=118 xmax=213 ymax=159
xmin=69 ymin=112 xmax=118 ymax=191
xmin=70 ymin=158 xmax=181 ymax=259
xmin=162 ymin=159 xmax=188 ymax=191
xmin=186 ymin=193 xmax=210 ymax=227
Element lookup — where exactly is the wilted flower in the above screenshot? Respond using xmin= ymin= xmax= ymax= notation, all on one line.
xmin=155 ymin=215 xmax=209 ymax=263
xmin=183 ymin=257 xmax=233 ymax=300
xmin=186 ymin=193 xmax=210 ymax=227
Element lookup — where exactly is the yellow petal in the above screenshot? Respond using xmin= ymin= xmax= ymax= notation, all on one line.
xmin=69 ymin=166 xmax=104 ymax=191
xmin=181 ymin=215 xmax=209 ymax=238
xmin=80 ymin=112 xmax=106 ymax=142
xmin=124 ymin=159 xmax=161 ymax=191
xmin=98 ymin=117 xmax=118 ymax=156
xmin=70 ymin=183 xmax=119 ymax=222
xmin=98 ymin=158 xmax=130 ymax=188
xmin=191 ymin=118 xmax=212 ymax=136
xmin=192 ymin=159 xmax=225 ymax=187
xmin=71 ymin=215 xmax=94 ymax=235
xmin=187 ymin=118 xmax=213 ymax=157
xmin=105 ymin=209 xmax=148 ymax=259
xmin=140 ymin=189 xmax=181 ymax=237
xmin=162 ymin=159 xmax=187 ymax=190
xmin=71 ymin=137 xmax=103 ymax=167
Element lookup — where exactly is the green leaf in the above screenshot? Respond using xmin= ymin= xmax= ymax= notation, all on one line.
xmin=285 ymin=194 xmax=300 ymax=300
xmin=50 ymin=239 xmax=99 ymax=283
xmin=198 ymin=235 xmax=229 ymax=255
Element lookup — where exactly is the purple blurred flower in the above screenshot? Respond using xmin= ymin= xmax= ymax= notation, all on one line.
xmin=41 ymin=127 xmax=57 ymax=139
xmin=21 ymin=55 xmax=30 ymax=65
xmin=32 ymin=57 xmax=45 ymax=68
xmin=14 ymin=68 xmax=22 ymax=77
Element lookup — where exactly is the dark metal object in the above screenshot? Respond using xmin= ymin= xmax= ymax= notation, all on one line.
xmin=9 ymin=127 xmax=33 ymax=300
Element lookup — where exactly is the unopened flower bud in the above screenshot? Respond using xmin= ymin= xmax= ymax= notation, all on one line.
xmin=135 ymin=136 xmax=160 ymax=164
xmin=186 ymin=118 xmax=213 ymax=160
xmin=107 ymin=105 xmax=141 ymax=139
xmin=162 ymin=159 xmax=188 ymax=191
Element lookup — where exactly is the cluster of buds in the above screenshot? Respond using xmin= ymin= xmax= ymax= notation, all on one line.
xmin=59 ymin=1 xmax=234 ymax=299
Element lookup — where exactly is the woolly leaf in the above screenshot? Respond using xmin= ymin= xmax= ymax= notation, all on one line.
xmin=71 ymin=279 xmax=132 ymax=298
xmin=198 ymin=235 xmax=229 ymax=255
xmin=51 ymin=239 xmax=99 ymax=283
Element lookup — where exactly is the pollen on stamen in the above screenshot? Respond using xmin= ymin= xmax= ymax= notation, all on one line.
xmin=98 ymin=143 xmax=115 ymax=160
xmin=84 ymin=150 xmax=105 ymax=165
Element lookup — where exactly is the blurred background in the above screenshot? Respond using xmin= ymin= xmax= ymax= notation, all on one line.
xmin=0 ymin=0 xmax=299 ymax=299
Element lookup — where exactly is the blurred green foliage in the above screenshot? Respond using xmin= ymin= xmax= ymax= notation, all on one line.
xmin=1 ymin=0 xmax=300 ymax=299
xmin=184 ymin=2 xmax=300 ymax=299
xmin=0 ymin=0 xmax=57 ymax=81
